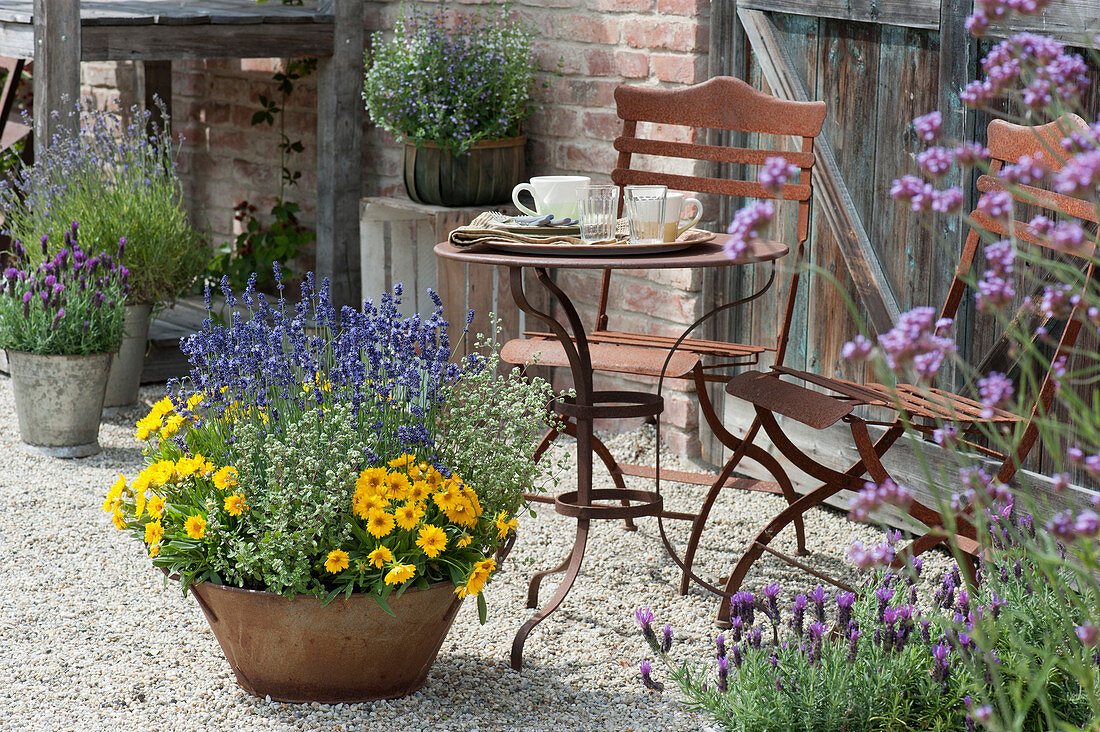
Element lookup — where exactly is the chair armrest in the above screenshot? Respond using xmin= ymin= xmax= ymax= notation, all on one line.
xmin=726 ymin=371 xmax=854 ymax=429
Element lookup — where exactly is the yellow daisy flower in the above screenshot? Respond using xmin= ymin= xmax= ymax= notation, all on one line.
xmin=387 ymin=454 xmax=417 ymax=470
xmin=415 ymin=525 xmax=447 ymax=558
xmin=444 ymin=498 xmax=478 ymax=528
xmin=224 ymin=493 xmax=248 ymax=516
xmin=366 ymin=508 xmax=396 ymax=538
xmin=394 ymin=502 xmax=424 ymax=531
xmin=386 ymin=472 xmax=412 ymax=501
xmin=366 ymin=545 xmax=393 ymax=569
xmin=186 ymin=392 xmax=204 ymax=411
xmin=495 ymin=511 xmax=519 ymax=540
xmin=351 ymin=492 xmax=371 ymax=520
xmin=131 ymin=470 xmax=152 ymax=498
xmin=456 ymin=534 xmax=473 ymax=548
xmin=408 ymin=462 xmax=430 ymax=481
xmin=407 ymin=480 xmax=430 ymax=504
xmin=144 ymin=521 xmax=164 ymax=545
xmin=176 ymin=454 xmax=210 ymax=478
xmin=134 ymin=490 xmax=147 ymax=518
xmin=212 ymin=466 xmax=238 ymax=491
xmin=432 ymin=489 xmax=461 ymax=513
xmin=150 ymin=397 xmax=175 ymax=418
xmin=160 ymin=414 xmax=186 ymax=439
xmin=384 ymin=563 xmax=416 ymax=585
xmin=146 ymin=460 xmax=177 ymax=487
xmin=184 ymin=514 xmax=207 ymax=539
xmin=423 ymin=468 xmax=445 ymax=491
xmin=149 ymin=544 xmax=161 ymax=558
xmin=103 ymin=475 xmax=126 ymax=511
xmin=463 ymin=487 xmax=483 ymax=517
xmin=111 ymin=507 xmax=127 ymax=531
xmin=324 ymin=549 xmax=350 ymax=574
xmin=146 ymin=495 xmax=166 ymax=519
xmin=356 ymin=467 xmax=388 ymax=497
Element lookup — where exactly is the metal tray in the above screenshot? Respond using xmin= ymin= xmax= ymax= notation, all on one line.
xmin=486 ymin=228 xmax=716 ymax=257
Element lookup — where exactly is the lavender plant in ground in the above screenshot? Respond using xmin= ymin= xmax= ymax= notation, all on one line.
xmin=0 ymin=223 xmax=128 ymax=355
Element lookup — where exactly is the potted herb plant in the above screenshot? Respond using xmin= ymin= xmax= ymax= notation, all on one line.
xmin=104 ymin=271 xmax=558 ymax=702
xmin=0 ymin=225 xmax=128 ymax=456
xmin=363 ymin=3 xmax=535 ymax=206
xmin=0 ymin=101 xmax=207 ymax=411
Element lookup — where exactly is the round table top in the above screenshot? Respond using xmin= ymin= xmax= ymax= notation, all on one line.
xmin=434 ymin=235 xmax=788 ymax=270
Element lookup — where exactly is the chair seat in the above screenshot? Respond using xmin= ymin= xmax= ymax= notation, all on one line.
xmin=0 ymin=120 xmax=30 ymax=152
xmin=727 ymin=366 xmax=1021 ymax=429
xmin=502 ymin=335 xmax=702 ymax=379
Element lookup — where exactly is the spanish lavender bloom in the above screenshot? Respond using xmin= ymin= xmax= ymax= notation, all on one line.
xmin=932 ymin=643 xmax=951 ymax=684
xmin=715 ymin=633 xmax=726 ymax=659
xmin=809 ymin=586 xmax=828 ymax=623
xmin=724 ymin=200 xmax=774 ymax=260
xmin=763 ymin=582 xmax=782 ymax=625
xmin=730 ymin=616 xmax=743 ymax=644
xmin=836 ymin=592 xmax=856 ymax=630
xmin=1077 ymin=623 xmax=1099 ymax=647
xmin=635 ymin=606 xmax=659 ymax=652
xmin=749 ymin=627 xmax=762 ymax=649
xmin=639 ymin=660 xmax=663 ymax=691
xmin=912 ymin=111 xmax=943 ymax=142
xmin=791 ymin=594 xmax=808 ymax=638
xmin=660 ymin=623 xmax=673 ymax=654
xmin=730 ymin=591 xmax=755 ymax=625
xmin=758 ymin=156 xmax=799 ymax=194
xmin=731 ymin=644 xmax=743 ymax=668
xmin=847 ymin=628 xmax=860 ymax=662
xmin=875 ymin=585 xmax=895 ymax=622
xmin=717 ymin=655 xmax=729 ymax=692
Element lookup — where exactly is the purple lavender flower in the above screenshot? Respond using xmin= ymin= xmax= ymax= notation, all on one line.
xmin=876 ymin=306 xmax=956 ymax=380
xmin=725 ymin=201 xmax=774 ymax=260
xmin=717 ymin=655 xmax=729 ymax=692
xmin=716 ymin=633 xmax=726 ymax=659
xmin=848 ymin=539 xmax=896 ymax=570
xmin=875 ymin=585 xmax=895 ymax=622
xmin=850 ymin=479 xmax=914 ymax=521
xmin=912 ymin=111 xmax=943 ymax=142
xmin=836 ymin=592 xmax=856 ymax=630
xmin=917 ymin=146 xmax=954 ymax=177
xmin=809 ymin=586 xmax=828 ymax=623
xmin=841 ymin=334 xmax=873 ymax=362
xmin=1077 ymin=623 xmax=1098 ymax=647
xmin=791 ymin=594 xmax=808 ymax=638
xmin=763 ymin=582 xmax=781 ymax=623
xmin=977 ymin=372 xmax=1014 ymax=418
xmin=660 ymin=623 xmax=673 ymax=654
xmin=731 ymin=644 xmax=743 ymax=668
xmin=635 ymin=607 xmax=659 ymax=652
xmin=639 ymin=660 xmax=663 ymax=691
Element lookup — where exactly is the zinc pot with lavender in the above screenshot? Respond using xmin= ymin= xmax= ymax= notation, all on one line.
xmin=0 ymin=224 xmax=128 ymax=457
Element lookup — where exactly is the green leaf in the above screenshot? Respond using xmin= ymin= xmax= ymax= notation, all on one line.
xmin=477 ymin=592 xmax=488 ymax=624
xmin=372 ymin=592 xmax=396 ymax=617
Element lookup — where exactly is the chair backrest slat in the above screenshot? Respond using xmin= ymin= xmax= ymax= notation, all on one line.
xmin=976 ymin=174 xmax=1098 ymax=224
xmin=612 ymin=168 xmax=812 ymax=202
xmin=613 ymin=137 xmax=816 ymax=169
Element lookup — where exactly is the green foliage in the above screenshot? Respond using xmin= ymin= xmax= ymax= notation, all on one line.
xmin=0 ymin=101 xmax=206 ymax=305
xmin=363 ymin=2 xmax=536 ymax=155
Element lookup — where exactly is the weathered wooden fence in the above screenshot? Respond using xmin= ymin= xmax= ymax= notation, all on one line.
xmin=702 ymin=0 xmax=1100 ymax=513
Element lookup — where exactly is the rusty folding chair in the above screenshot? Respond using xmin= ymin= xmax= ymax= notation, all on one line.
xmin=501 ymin=76 xmax=827 ymax=600
xmin=721 ymin=116 xmax=1097 ymax=616
xmin=0 ymin=58 xmax=30 ymax=160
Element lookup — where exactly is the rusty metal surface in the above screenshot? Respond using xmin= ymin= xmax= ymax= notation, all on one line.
xmin=501 ymin=337 xmax=703 ymax=379
xmin=433 ymin=237 xmax=787 ymax=269
xmin=189 ymin=580 xmax=463 ymax=703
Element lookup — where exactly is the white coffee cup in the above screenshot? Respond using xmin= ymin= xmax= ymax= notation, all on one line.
xmin=511 ymin=175 xmax=591 ymax=219
xmin=663 ymin=191 xmax=703 ymax=241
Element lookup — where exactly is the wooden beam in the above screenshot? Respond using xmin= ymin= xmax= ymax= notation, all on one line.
xmin=738 ymin=0 xmax=938 ymax=30
xmin=738 ymin=7 xmax=901 ymax=335
xmin=315 ymin=0 xmax=363 ymax=309
xmin=80 ymin=23 xmax=332 ymax=61
xmin=32 ymin=0 xmax=80 ymax=156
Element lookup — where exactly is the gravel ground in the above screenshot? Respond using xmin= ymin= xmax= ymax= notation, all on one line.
xmin=0 ymin=377 xmax=949 ymax=731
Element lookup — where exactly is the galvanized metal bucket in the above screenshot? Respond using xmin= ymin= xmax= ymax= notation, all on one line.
xmin=103 ymin=302 xmax=153 ymax=411
xmin=189 ymin=579 xmax=464 ymax=703
xmin=7 ymin=350 xmax=111 ymax=458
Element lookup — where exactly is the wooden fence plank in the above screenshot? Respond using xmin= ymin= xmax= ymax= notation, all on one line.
xmin=32 ymin=0 xmax=80 ymax=157
xmin=739 ymin=7 xmax=901 ymax=336
xmin=739 ymin=0 xmax=938 ymax=30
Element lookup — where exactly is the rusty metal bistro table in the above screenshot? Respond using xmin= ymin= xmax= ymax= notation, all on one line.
xmin=435 ymin=236 xmax=788 ymax=670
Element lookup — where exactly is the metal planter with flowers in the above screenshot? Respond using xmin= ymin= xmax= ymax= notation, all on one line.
xmin=104 ymin=270 xmax=557 ymax=702
xmin=0 ymin=224 xmax=128 ymax=457
xmin=363 ymin=3 xmax=534 ymax=207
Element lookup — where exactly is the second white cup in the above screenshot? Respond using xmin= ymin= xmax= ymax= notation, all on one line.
xmin=511 ymin=175 xmax=591 ymax=219
xmin=663 ymin=191 xmax=703 ymax=242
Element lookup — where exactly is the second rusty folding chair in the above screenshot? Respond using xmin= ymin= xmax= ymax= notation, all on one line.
xmin=501 ymin=76 xmax=827 ymax=602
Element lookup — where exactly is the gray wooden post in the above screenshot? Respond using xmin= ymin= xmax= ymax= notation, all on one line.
xmin=33 ymin=0 xmax=81 ymax=156
xmin=316 ymin=0 xmax=363 ymax=310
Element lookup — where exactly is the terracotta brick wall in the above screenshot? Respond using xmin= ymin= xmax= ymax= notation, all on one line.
xmin=80 ymin=0 xmax=713 ymax=456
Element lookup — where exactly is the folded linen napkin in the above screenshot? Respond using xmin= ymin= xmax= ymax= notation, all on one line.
xmin=449 ymin=212 xmax=629 ymax=248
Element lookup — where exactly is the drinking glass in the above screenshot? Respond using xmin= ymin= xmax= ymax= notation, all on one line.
xmin=578 ymin=184 xmax=620 ymax=243
xmin=624 ymin=185 xmax=667 ymax=245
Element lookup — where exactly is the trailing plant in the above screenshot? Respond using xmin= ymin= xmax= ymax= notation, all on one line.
xmin=363 ymin=2 xmax=536 ymax=156
xmin=104 ymin=271 xmax=559 ymax=617
xmin=0 ymin=223 xmax=128 ymax=355
xmin=206 ymin=57 xmax=317 ymax=293
xmin=0 ymin=100 xmax=205 ymax=305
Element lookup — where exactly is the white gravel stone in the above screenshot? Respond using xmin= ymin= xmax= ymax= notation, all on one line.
xmin=0 ymin=377 xmax=949 ymax=731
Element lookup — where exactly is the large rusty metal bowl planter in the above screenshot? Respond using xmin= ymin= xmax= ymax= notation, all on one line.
xmin=189 ymin=579 xmax=464 ymax=703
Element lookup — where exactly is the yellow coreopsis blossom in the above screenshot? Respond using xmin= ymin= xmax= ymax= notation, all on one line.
xmin=415 ymin=525 xmax=447 ymax=558
xmin=224 ymin=493 xmax=248 ymax=516
xmin=176 ymin=454 xmax=211 ymax=478
xmin=387 ymin=454 xmax=417 ymax=471
xmin=462 ymin=486 xmax=483 ymax=517
xmin=384 ymin=563 xmax=416 ymax=585
xmin=144 ymin=521 xmax=164 ymax=545
xmin=394 ymin=502 xmax=424 ymax=531
xmin=111 ymin=507 xmax=127 ymax=531
xmin=356 ymin=467 xmax=388 ymax=497
xmin=146 ymin=460 xmax=177 ymax=487
xmin=423 ymin=467 xmax=445 ymax=492
xmin=150 ymin=397 xmax=175 ymax=418
xmin=146 ymin=495 xmax=166 ymax=519
xmin=456 ymin=533 xmax=473 ymax=548
xmin=366 ymin=545 xmax=393 ymax=569
xmin=102 ymin=474 xmax=126 ymax=512
xmin=212 ymin=466 xmax=238 ymax=491
xmin=386 ymin=472 xmax=412 ymax=502
xmin=149 ymin=544 xmax=161 ymax=558
xmin=366 ymin=508 xmax=396 ymax=539
xmin=160 ymin=414 xmax=186 ymax=439
xmin=133 ymin=413 xmax=160 ymax=441
xmin=324 ymin=549 xmax=350 ymax=574
xmin=444 ymin=498 xmax=479 ymax=529
xmin=495 ymin=511 xmax=519 ymax=540
xmin=407 ymin=462 xmax=430 ymax=481
xmin=407 ymin=480 xmax=430 ymax=504
xmin=456 ymin=557 xmax=497 ymax=598
xmin=184 ymin=514 xmax=207 ymax=539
